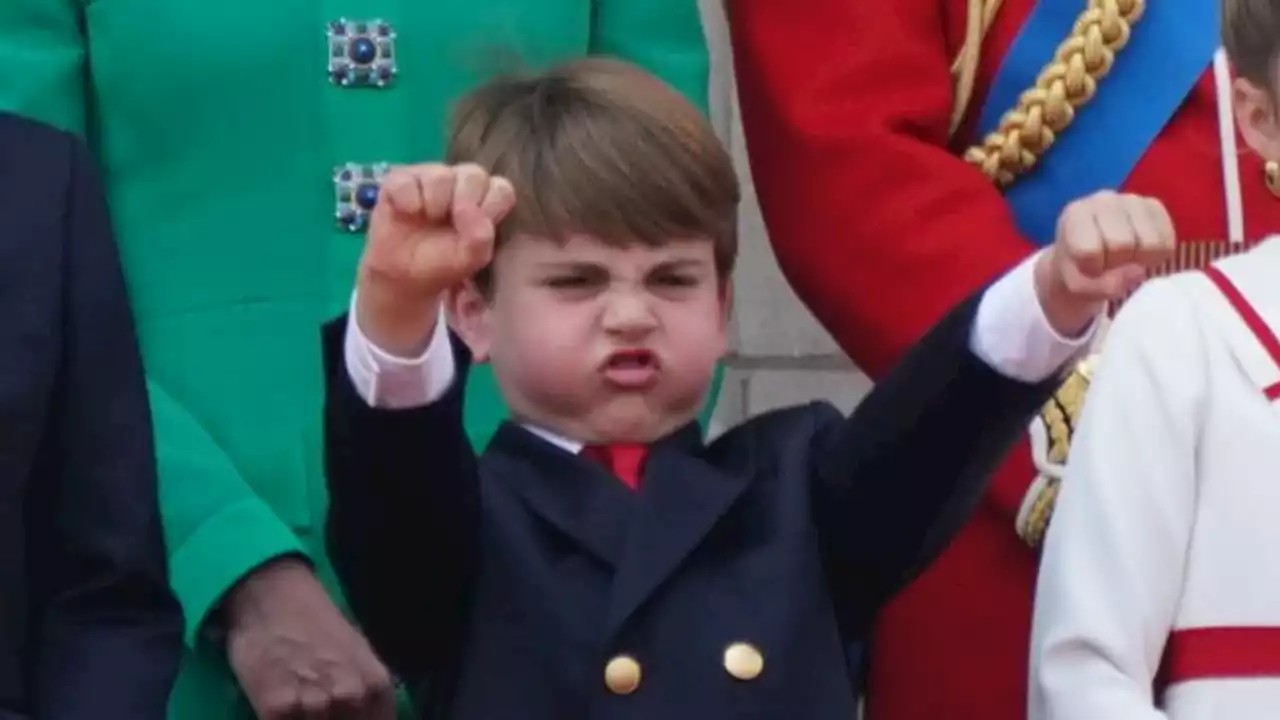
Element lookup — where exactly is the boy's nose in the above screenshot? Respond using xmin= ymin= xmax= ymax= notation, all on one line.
xmin=601 ymin=292 xmax=658 ymax=335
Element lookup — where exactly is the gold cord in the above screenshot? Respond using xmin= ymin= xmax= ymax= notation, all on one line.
xmin=948 ymin=0 xmax=1005 ymax=138
xmin=959 ymin=0 xmax=1146 ymax=186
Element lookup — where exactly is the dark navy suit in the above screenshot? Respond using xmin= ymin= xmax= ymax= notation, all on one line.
xmin=323 ymin=289 xmax=1058 ymax=719
xmin=0 ymin=113 xmax=182 ymax=719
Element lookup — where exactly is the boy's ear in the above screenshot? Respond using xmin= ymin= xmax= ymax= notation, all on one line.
xmin=447 ymin=281 xmax=493 ymax=364
xmin=1234 ymin=77 xmax=1280 ymax=162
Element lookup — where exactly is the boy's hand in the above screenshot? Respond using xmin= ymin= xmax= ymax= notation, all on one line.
xmin=1035 ymin=190 xmax=1175 ymax=337
xmin=356 ymin=163 xmax=516 ymax=356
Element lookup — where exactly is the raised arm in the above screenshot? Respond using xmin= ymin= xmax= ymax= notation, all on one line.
xmin=323 ymin=307 xmax=481 ymax=686
xmin=1029 ymin=279 xmax=1203 ymax=720
xmin=726 ymin=0 xmax=1068 ymax=533
xmin=810 ymin=271 xmax=1066 ymax=630
xmin=810 ymin=191 xmax=1171 ymax=627
xmin=321 ymin=161 xmax=514 ymax=687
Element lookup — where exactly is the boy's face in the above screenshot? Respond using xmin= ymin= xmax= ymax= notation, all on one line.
xmin=451 ymin=233 xmax=730 ymax=444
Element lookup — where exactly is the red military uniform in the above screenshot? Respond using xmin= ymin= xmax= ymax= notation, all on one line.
xmin=727 ymin=0 xmax=1280 ymax=717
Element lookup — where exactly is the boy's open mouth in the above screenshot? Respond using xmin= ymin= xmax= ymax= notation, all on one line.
xmin=601 ymin=349 xmax=660 ymax=389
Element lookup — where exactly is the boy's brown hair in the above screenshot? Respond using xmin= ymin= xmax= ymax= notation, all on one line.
xmin=1223 ymin=0 xmax=1280 ymax=89
xmin=445 ymin=57 xmax=740 ymax=294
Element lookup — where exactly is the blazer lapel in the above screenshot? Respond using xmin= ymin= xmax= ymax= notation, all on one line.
xmin=604 ymin=423 xmax=748 ymax=636
xmin=488 ymin=423 xmax=636 ymax=567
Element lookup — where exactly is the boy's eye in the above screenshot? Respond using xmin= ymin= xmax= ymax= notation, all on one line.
xmin=544 ymin=274 xmax=596 ymax=289
xmin=651 ymin=273 xmax=700 ymax=287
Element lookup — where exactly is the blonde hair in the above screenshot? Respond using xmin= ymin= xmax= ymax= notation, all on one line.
xmin=953 ymin=0 xmax=1146 ymax=187
xmin=446 ymin=57 xmax=740 ymax=294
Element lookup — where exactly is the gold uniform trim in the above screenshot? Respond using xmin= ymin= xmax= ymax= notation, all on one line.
xmin=955 ymin=0 xmax=1146 ymax=186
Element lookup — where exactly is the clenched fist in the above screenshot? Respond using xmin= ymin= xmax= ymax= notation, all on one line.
xmin=1035 ymin=190 xmax=1176 ymax=337
xmin=225 ymin=558 xmax=396 ymax=720
xmin=356 ymin=163 xmax=517 ymax=356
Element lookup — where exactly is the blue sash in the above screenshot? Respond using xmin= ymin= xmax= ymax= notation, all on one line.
xmin=976 ymin=0 xmax=1220 ymax=245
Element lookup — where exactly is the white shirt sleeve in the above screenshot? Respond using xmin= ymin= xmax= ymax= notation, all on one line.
xmin=970 ymin=250 xmax=1099 ymax=383
xmin=342 ymin=293 xmax=456 ymax=409
xmin=1028 ymin=278 xmax=1206 ymax=720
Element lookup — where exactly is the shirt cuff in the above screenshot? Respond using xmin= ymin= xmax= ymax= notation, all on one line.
xmin=343 ymin=292 xmax=456 ymax=408
xmin=970 ymin=250 xmax=1098 ymax=383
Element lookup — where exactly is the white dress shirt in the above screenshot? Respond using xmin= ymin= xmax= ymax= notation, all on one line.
xmin=343 ymin=251 xmax=1093 ymax=451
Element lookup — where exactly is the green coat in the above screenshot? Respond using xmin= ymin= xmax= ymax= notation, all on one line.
xmin=0 ymin=2 xmax=717 ymax=717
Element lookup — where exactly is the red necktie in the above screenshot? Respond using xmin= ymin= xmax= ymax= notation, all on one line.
xmin=582 ymin=443 xmax=648 ymax=490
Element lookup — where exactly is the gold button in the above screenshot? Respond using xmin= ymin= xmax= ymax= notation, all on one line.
xmin=723 ymin=641 xmax=764 ymax=681
xmin=604 ymin=654 xmax=642 ymax=695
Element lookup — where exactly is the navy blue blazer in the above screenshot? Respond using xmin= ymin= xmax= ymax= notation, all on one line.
xmin=323 ymin=289 xmax=1059 ymax=719
xmin=0 ymin=113 xmax=182 ymax=720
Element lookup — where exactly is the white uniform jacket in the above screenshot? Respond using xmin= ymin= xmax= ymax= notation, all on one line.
xmin=1030 ymin=236 xmax=1280 ymax=719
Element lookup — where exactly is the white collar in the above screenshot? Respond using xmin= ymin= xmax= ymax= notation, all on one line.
xmin=521 ymin=423 xmax=584 ymax=455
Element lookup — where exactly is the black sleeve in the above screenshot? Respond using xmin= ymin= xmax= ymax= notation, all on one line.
xmin=810 ymin=287 xmax=1060 ymax=630
xmin=30 ymin=134 xmax=183 ymax=720
xmin=323 ymin=321 xmax=480 ymax=687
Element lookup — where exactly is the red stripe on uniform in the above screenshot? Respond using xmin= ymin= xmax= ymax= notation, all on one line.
xmin=1203 ymin=266 xmax=1280 ymax=367
xmin=1162 ymin=627 xmax=1280 ymax=685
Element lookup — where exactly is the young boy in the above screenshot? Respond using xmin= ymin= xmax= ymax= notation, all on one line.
xmin=321 ymin=58 xmax=1172 ymax=718
xmin=1028 ymin=3 xmax=1280 ymax=718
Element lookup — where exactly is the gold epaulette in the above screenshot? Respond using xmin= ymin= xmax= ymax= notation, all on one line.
xmin=1018 ymin=356 xmax=1094 ymax=549
xmin=1018 ymin=476 xmax=1062 ymax=549
xmin=1039 ymin=358 xmax=1093 ymax=465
